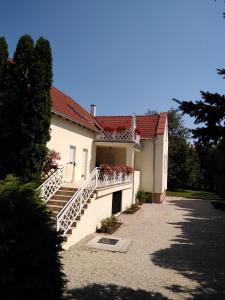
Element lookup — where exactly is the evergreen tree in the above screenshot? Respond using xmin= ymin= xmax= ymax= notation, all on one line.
xmin=0 ymin=35 xmax=52 ymax=183
xmin=146 ymin=108 xmax=199 ymax=189
xmin=0 ymin=37 xmax=8 ymax=80
xmin=174 ymin=75 xmax=225 ymax=197
xmin=0 ymin=176 xmax=66 ymax=300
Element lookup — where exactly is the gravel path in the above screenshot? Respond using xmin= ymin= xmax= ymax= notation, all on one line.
xmin=63 ymin=197 xmax=225 ymax=300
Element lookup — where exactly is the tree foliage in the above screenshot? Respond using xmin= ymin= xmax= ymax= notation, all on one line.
xmin=0 ymin=176 xmax=66 ymax=300
xmin=173 ymin=92 xmax=225 ymax=145
xmin=146 ymin=108 xmax=200 ymax=189
xmin=0 ymin=37 xmax=8 ymax=80
xmin=0 ymin=35 xmax=52 ymax=183
xmin=174 ymin=66 xmax=225 ymax=197
xmin=167 ymin=108 xmax=190 ymax=139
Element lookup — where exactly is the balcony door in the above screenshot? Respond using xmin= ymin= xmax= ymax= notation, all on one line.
xmin=65 ymin=145 xmax=76 ymax=182
xmin=81 ymin=149 xmax=88 ymax=180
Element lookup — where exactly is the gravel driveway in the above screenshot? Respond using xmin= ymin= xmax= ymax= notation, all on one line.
xmin=63 ymin=197 xmax=225 ymax=300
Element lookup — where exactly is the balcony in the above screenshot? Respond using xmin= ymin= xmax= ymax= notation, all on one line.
xmin=96 ymin=128 xmax=141 ymax=144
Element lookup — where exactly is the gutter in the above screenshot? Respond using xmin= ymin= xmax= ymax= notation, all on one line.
xmin=51 ymin=110 xmax=100 ymax=133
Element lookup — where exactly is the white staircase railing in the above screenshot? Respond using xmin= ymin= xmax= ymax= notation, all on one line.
xmin=38 ymin=166 xmax=64 ymax=203
xmin=56 ymin=167 xmax=100 ymax=236
xmin=56 ymin=167 xmax=133 ymax=236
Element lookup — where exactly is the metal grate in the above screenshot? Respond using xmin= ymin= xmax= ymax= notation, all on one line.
xmin=98 ymin=238 xmax=119 ymax=245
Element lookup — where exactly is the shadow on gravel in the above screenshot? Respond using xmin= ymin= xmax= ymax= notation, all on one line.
xmin=151 ymin=199 xmax=225 ymax=300
xmin=64 ymin=283 xmax=169 ymax=300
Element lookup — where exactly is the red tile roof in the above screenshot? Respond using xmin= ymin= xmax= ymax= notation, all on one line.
xmin=156 ymin=112 xmax=167 ymax=136
xmin=49 ymin=85 xmax=167 ymax=138
xmin=96 ymin=114 xmax=167 ymax=139
xmin=95 ymin=116 xmax=132 ymax=130
xmin=51 ymin=87 xmax=101 ymax=132
xmin=136 ymin=115 xmax=159 ymax=139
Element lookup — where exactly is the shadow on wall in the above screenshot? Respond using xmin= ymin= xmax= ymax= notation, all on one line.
xmin=64 ymin=283 xmax=169 ymax=300
xmin=151 ymin=199 xmax=225 ymax=300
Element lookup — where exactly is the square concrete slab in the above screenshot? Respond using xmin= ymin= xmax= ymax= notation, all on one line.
xmin=87 ymin=235 xmax=133 ymax=253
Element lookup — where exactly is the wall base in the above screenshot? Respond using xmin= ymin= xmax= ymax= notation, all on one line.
xmin=152 ymin=191 xmax=166 ymax=203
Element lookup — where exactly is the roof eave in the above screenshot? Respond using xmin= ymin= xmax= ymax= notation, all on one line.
xmin=52 ymin=110 xmax=100 ymax=133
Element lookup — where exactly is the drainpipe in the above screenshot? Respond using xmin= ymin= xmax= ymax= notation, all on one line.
xmin=132 ymin=147 xmax=135 ymax=204
xmin=152 ymin=137 xmax=156 ymax=203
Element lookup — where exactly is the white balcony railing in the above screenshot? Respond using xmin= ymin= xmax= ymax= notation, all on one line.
xmin=97 ymin=128 xmax=140 ymax=144
xmin=97 ymin=171 xmax=132 ymax=188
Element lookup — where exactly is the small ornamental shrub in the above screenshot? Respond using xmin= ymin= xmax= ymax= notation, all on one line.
xmin=125 ymin=166 xmax=134 ymax=175
xmin=136 ymin=190 xmax=151 ymax=204
xmin=97 ymin=215 xmax=122 ymax=234
xmin=41 ymin=149 xmax=61 ymax=181
xmin=100 ymin=164 xmax=134 ymax=177
xmin=124 ymin=203 xmax=140 ymax=214
xmin=100 ymin=164 xmax=114 ymax=176
xmin=0 ymin=176 xmax=66 ymax=300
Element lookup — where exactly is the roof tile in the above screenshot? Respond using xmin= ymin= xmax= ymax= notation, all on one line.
xmin=51 ymin=87 xmax=100 ymax=132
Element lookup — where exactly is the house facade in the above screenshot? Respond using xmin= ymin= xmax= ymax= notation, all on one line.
xmin=40 ymin=86 xmax=168 ymax=249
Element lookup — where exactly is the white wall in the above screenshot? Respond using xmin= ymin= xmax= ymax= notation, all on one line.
xmin=47 ymin=114 xmax=96 ymax=182
xmin=133 ymin=170 xmax=141 ymax=200
xmin=64 ymin=184 xmax=133 ymax=249
xmin=134 ymin=122 xmax=168 ymax=195
xmin=134 ymin=140 xmax=154 ymax=193
xmin=154 ymin=120 xmax=168 ymax=193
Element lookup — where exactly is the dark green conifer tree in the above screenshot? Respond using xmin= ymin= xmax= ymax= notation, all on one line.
xmin=0 ymin=35 xmax=52 ymax=183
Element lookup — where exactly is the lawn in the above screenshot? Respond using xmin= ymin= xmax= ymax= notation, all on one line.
xmin=166 ymin=189 xmax=223 ymax=201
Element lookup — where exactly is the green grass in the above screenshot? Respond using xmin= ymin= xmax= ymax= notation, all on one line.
xmin=166 ymin=189 xmax=223 ymax=201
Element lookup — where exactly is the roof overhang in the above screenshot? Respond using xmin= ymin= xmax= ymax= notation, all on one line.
xmin=52 ymin=110 xmax=100 ymax=133
xmin=94 ymin=140 xmax=143 ymax=150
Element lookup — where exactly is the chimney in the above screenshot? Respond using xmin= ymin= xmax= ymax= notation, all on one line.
xmin=90 ymin=104 xmax=96 ymax=116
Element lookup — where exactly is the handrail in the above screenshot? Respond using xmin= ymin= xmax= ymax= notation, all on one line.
xmin=56 ymin=167 xmax=100 ymax=235
xmin=56 ymin=167 xmax=133 ymax=237
xmin=96 ymin=171 xmax=132 ymax=188
xmin=38 ymin=166 xmax=64 ymax=202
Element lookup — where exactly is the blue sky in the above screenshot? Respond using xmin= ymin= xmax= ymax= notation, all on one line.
xmin=1 ymin=0 xmax=225 ymax=128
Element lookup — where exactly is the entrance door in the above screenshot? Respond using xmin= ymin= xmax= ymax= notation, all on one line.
xmin=112 ymin=191 xmax=122 ymax=214
xmin=65 ymin=145 xmax=76 ymax=182
xmin=81 ymin=149 xmax=88 ymax=180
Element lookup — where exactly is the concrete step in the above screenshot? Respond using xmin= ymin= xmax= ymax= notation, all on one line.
xmin=47 ymin=199 xmax=68 ymax=206
xmin=71 ymin=221 xmax=77 ymax=228
xmin=55 ymin=190 xmax=76 ymax=196
xmin=47 ymin=204 xmax=63 ymax=212
xmin=47 ymin=190 xmax=95 ymax=247
xmin=52 ymin=194 xmax=72 ymax=201
xmin=60 ymin=187 xmax=77 ymax=192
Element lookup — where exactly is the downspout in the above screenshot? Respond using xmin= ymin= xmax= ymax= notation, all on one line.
xmin=132 ymin=147 xmax=135 ymax=204
xmin=152 ymin=137 xmax=156 ymax=203
xmin=131 ymin=114 xmax=136 ymax=203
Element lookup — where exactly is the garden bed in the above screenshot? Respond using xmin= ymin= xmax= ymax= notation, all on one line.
xmin=97 ymin=216 xmax=122 ymax=234
xmin=123 ymin=204 xmax=140 ymax=214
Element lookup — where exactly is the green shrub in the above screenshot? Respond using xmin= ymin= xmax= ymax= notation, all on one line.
xmin=124 ymin=204 xmax=140 ymax=214
xmin=0 ymin=176 xmax=66 ymax=300
xmin=97 ymin=216 xmax=121 ymax=234
xmin=136 ymin=190 xmax=152 ymax=204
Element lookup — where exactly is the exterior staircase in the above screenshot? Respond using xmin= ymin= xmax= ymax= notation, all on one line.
xmin=38 ymin=166 xmax=132 ymax=248
xmin=46 ymin=186 xmax=96 ymax=243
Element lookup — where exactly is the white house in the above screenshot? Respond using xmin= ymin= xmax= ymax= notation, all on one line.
xmin=40 ymin=86 xmax=168 ymax=249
